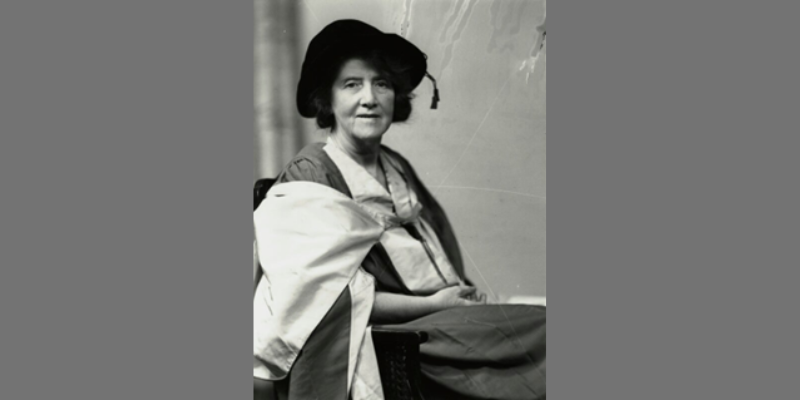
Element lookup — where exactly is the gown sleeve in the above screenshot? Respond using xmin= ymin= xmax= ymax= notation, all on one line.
xmin=277 ymin=157 xmax=335 ymax=186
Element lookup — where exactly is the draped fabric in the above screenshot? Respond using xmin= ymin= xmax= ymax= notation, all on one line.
xmin=323 ymin=140 xmax=464 ymax=294
xmin=381 ymin=305 xmax=546 ymax=400
xmin=268 ymin=142 xmax=546 ymax=399
xmin=253 ymin=182 xmax=384 ymax=398
xmin=277 ymin=143 xmax=468 ymax=293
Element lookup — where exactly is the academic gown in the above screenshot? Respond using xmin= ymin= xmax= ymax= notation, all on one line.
xmin=259 ymin=142 xmax=546 ymax=400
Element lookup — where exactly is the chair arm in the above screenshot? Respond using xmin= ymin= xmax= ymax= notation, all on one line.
xmin=253 ymin=377 xmax=276 ymax=400
xmin=371 ymin=327 xmax=427 ymax=400
xmin=371 ymin=327 xmax=428 ymax=345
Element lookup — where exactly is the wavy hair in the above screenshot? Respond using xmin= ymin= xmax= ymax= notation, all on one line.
xmin=306 ymin=48 xmax=415 ymax=130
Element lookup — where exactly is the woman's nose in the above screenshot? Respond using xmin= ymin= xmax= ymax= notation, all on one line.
xmin=359 ymin=86 xmax=377 ymax=108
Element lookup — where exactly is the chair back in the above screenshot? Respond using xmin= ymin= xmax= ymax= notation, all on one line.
xmin=254 ymin=178 xmax=277 ymax=210
xmin=253 ymin=178 xmax=276 ymax=289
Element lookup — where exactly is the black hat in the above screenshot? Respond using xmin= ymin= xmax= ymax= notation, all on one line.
xmin=296 ymin=20 xmax=437 ymax=118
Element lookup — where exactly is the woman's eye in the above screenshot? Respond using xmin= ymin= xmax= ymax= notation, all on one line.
xmin=376 ymin=81 xmax=391 ymax=89
xmin=344 ymin=82 xmax=359 ymax=89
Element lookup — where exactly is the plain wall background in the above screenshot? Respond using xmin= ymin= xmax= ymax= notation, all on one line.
xmin=287 ymin=0 xmax=546 ymax=298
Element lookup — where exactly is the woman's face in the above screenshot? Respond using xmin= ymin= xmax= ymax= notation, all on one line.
xmin=330 ymin=58 xmax=395 ymax=145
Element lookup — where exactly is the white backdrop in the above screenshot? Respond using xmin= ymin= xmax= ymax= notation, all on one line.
xmin=257 ymin=0 xmax=546 ymax=298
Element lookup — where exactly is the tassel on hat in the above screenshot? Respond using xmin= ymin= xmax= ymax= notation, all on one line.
xmin=426 ymin=72 xmax=440 ymax=109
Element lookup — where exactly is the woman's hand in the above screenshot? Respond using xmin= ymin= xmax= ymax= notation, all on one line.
xmin=462 ymin=286 xmax=496 ymax=304
xmin=371 ymin=284 xmax=491 ymax=324
xmin=427 ymin=284 xmax=486 ymax=312
xmin=446 ymin=284 xmax=498 ymax=305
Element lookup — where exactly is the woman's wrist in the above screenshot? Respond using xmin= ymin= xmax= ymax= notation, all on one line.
xmin=423 ymin=292 xmax=442 ymax=314
xmin=372 ymin=291 xmax=440 ymax=323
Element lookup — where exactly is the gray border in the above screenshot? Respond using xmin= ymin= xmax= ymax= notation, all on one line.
xmin=2 ymin=1 xmax=253 ymax=398
xmin=552 ymin=0 xmax=800 ymax=398
xmin=4 ymin=0 xmax=799 ymax=398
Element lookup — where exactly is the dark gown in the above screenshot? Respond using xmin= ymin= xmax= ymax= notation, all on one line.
xmin=271 ymin=143 xmax=546 ymax=400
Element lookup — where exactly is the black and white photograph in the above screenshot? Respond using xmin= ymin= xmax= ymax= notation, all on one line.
xmin=9 ymin=1 xmax=800 ymax=399
xmin=253 ymin=0 xmax=546 ymax=399
xmin=10 ymin=0 xmax=799 ymax=399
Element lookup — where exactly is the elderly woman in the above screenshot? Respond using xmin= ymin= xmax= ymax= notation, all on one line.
xmin=254 ymin=20 xmax=546 ymax=400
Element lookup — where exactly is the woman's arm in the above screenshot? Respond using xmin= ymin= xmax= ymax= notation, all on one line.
xmin=370 ymin=285 xmax=484 ymax=324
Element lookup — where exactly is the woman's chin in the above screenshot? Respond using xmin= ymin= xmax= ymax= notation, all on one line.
xmin=353 ymin=128 xmax=389 ymax=142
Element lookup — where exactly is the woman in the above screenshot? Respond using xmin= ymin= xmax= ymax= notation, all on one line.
xmin=254 ymin=20 xmax=546 ymax=400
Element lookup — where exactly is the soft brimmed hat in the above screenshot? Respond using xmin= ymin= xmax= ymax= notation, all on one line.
xmin=296 ymin=19 xmax=438 ymax=118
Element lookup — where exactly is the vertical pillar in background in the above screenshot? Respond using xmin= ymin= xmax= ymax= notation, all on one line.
xmin=254 ymin=0 xmax=303 ymax=181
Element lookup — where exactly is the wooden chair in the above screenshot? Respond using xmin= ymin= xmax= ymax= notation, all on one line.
xmin=253 ymin=178 xmax=428 ymax=400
